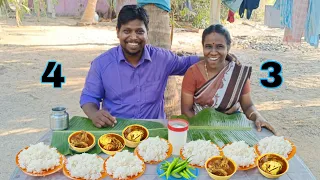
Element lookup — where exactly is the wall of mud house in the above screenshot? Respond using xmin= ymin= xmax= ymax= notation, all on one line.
xmin=27 ymin=0 xmax=137 ymax=17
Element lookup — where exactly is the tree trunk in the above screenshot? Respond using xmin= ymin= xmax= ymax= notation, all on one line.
xmin=15 ymin=8 xmax=21 ymax=26
xmin=209 ymin=0 xmax=221 ymax=24
xmin=13 ymin=0 xmax=21 ymax=27
xmin=143 ymin=4 xmax=180 ymax=119
xmin=115 ymin=0 xmax=137 ymax=14
xmin=78 ymin=0 xmax=98 ymax=26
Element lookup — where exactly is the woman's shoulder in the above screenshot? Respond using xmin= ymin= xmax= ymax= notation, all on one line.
xmin=188 ymin=61 xmax=203 ymax=72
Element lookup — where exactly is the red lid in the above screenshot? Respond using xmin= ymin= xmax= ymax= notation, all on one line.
xmin=168 ymin=119 xmax=189 ymax=132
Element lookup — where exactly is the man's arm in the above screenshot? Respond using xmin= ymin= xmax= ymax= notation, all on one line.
xmin=80 ymin=60 xmax=116 ymax=127
xmin=162 ymin=49 xmax=238 ymax=76
xmin=80 ymin=60 xmax=104 ymax=109
xmin=164 ymin=50 xmax=200 ymax=76
xmin=82 ymin=103 xmax=99 ymax=118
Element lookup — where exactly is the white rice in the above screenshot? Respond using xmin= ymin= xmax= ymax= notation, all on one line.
xmin=222 ymin=141 xmax=256 ymax=167
xmin=66 ymin=153 xmax=104 ymax=180
xmin=18 ymin=142 xmax=60 ymax=173
xmin=182 ymin=140 xmax=220 ymax=167
xmin=137 ymin=136 xmax=169 ymax=162
xmin=258 ymin=136 xmax=292 ymax=158
xmin=106 ymin=150 xmax=144 ymax=179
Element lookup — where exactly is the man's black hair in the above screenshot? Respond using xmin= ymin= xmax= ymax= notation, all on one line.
xmin=117 ymin=5 xmax=149 ymax=31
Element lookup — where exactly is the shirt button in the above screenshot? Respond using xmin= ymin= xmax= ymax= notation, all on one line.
xmin=137 ymin=100 xmax=140 ymax=102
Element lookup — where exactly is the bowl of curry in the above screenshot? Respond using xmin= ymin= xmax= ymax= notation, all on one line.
xmin=122 ymin=124 xmax=149 ymax=148
xmin=68 ymin=130 xmax=96 ymax=153
xmin=205 ymin=155 xmax=237 ymax=180
xmin=98 ymin=133 xmax=125 ymax=155
xmin=256 ymin=153 xmax=289 ymax=179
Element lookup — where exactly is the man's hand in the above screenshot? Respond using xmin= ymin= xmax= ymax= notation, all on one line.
xmin=89 ymin=109 xmax=117 ymax=128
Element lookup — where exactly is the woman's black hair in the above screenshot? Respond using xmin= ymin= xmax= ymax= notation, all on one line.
xmin=202 ymin=24 xmax=231 ymax=49
xmin=117 ymin=5 xmax=149 ymax=31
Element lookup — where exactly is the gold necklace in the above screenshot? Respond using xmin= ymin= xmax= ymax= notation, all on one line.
xmin=204 ymin=62 xmax=209 ymax=79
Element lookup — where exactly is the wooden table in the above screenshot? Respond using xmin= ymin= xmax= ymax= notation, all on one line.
xmin=10 ymin=127 xmax=316 ymax=180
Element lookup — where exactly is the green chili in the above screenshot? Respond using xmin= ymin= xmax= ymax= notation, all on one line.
xmin=161 ymin=166 xmax=168 ymax=171
xmin=171 ymin=173 xmax=182 ymax=178
xmin=174 ymin=159 xmax=189 ymax=169
xmin=166 ymin=158 xmax=179 ymax=179
xmin=186 ymin=168 xmax=197 ymax=178
xmin=179 ymin=171 xmax=189 ymax=179
xmin=187 ymin=165 xmax=195 ymax=170
xmin=159 ymin=171 xmax=166 ymax=177
xmin=171 ymin=163 xmax=188 ymax=174
xmin=183 ymin=170 xmax=190 ymax=179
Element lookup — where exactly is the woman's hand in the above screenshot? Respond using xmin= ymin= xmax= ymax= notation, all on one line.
xmin=255 ymin=116 xmax=277 ymax=135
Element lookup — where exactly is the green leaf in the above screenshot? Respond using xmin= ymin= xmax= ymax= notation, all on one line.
xmin=51 ymin=117 xmax=167 ymax=155
xmin=68 ymin=116 xmax=165 ymax=131
xmin=51 ymin=128 xmax=168 ymax=155
xmin=51 ymin=109 xmax=258 ymax=155
xmin=21 ymin=4 xmax=30 ymax=12
xmin=0 ymin=0 xmax=5 ymax=7
xmin=172 ymin=108 xmax=252 ymax=130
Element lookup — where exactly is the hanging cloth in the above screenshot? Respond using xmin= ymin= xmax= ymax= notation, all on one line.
xmin=239 ymin=0 xmax=261 ymax=19
xmin=274 ymin=0 xmax=280 ymax=9
xmin=304 ymin=0 xmax=320 ymax=47
xmin=283 ymin=0 xmax=309 ymax=43
xmin=274 ymin=0 xmax=293 ymax=28
xmin=227 ymin=10 xmax=235 ymax=23
xmin=137 ymin=0 xmax=171 ymax=12
xmin=185 ymin=0 xmax=193 ymax=11
xmin=223 ymin=0 xmax=243 ymax=13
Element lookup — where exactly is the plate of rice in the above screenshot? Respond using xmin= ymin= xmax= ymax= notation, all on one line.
xmin=222 ymin=141 xmax=257 ymax=170
xmin=63 ymin=153 xmax=107 ymax=180
xmin=254 ymin=136 xmax=296 ymax=160
xmin=134 ymin=136 xmax=172 ymax=164
xmin=180 ymin=140 xmax=221 ymax=168
xmin=16 ymin=142 xmax=64 ymax=176
xmin=105 ymin=150 xmax=145 ymax=180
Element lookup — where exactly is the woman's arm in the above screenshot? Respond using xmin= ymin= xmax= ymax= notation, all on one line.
xmin=240 ymin=93 xmax=277 ymax=135
xmin=181 ymin=92 xmax=195 ymax=118
xmin=181 ymin=66 xmax=198 ymax=118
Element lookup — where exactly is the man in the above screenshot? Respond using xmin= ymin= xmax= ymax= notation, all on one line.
xmin=80 ymin=5 xmax=200 ymax=128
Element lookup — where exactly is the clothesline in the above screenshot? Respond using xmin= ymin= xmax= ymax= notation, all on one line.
xmin=137 ymin=0 xmax=319 ymax=48
xmin=276 ymin=0 xmax=319 ymax=47
xmin=224 ymin=0 xmax=319 ymax=47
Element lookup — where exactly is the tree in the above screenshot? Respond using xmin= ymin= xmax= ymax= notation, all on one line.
xmin=143 ymin=3 xmax=181 ymax=118
xmin=0 ymin=0 xmax=30 ymax=26
xmin=209 ymin=0 xmax=221 ymax=24
xmin=77 ymin=0 xmax=98 ymax=26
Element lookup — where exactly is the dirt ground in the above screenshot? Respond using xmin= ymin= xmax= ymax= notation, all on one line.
xmin=0 ymin=17 xmax=319 ymax=179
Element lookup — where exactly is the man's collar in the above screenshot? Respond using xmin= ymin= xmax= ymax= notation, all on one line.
xmin=117 ymin=45 xmax=152 ymax=63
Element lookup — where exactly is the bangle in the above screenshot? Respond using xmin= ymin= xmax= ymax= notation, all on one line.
xmin=248 ymin=111 xmax=256 ymax=119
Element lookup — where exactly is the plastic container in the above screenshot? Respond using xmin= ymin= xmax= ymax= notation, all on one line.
xmin=168 ymin=119 xmax=189 ymax=155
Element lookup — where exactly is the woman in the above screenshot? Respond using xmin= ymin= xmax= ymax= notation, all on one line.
xmin=181 ymin=24 xmax=276 ymax=134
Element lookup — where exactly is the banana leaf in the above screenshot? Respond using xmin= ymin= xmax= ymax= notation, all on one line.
xmin=173 ymin=108 xmax=252 ymax=130
xmin=51 ymin=118 xmax=167 ymax=155
xmin=51 ymin=109 xmax=259 ymax=155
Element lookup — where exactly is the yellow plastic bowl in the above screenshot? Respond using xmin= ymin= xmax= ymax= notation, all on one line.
xmin=68 ymin=131 xmax=96 ymax=153
xmin=122 ymin=124 xmax=149 ymax=148
xmin=205 ymin=156 xmax=237 ymax=180
xmin=256 ymin=153 xmax=289 ymax=179
xmin=98 ymin=133 xmax=125 ymax=155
